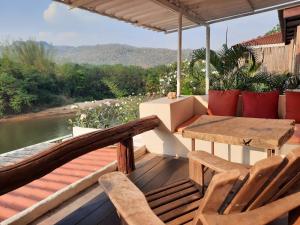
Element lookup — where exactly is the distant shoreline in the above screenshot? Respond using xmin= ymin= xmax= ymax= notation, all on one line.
xmin=0 ymin=99 xmax=114 ymax=123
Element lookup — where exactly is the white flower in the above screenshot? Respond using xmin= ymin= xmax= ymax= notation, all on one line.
xmin=80 ymin=114 xmax=87 ymax=120
xmin=202 ymin=60 xmax=206 ymax=63
xmin=115 ymin=103 xmax=120 ymax=107
xmin=201 ymin=69 xmax=206 ymax=72
xmin=99 ymin=103 xmax=103 ymax=107
xmin=212 ymin=71 xmax=218 ymax=75
xmin=70 ymin=105 xmax=79 ymax=109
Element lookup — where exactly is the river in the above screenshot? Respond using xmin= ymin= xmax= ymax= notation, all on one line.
xmin=0 ymin=115 xmax=73 ymax=154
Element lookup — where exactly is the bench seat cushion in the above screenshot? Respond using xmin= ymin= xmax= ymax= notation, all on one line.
xmin=176 ymin=115 xmax=202 ymax=133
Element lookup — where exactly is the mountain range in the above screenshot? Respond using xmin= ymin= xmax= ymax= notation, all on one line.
xmin=50 ymin=43 xmax=192 ymax=67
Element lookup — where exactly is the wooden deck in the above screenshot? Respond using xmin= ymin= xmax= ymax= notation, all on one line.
xmin=33 ymin=153 xmax=192 ymax=225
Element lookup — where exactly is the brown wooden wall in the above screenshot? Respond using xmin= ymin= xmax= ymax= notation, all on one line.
xmin=253 ymin=43 xmax=294 ymax=74
xmin=251 ymin=25 xmax=300 ymax=75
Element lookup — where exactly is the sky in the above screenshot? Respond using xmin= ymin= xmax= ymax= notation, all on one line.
xmin=0 ymin=0 xmax=280 ymax=50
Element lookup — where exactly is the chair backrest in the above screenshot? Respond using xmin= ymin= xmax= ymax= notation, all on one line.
xmin=247 ymin=148 xmax=300 ymax=210
xmin=195 ymin=148 xmax=300 ymax=220
xmin=223 ymin=155 xmax=284 ymax=214
xmin=194 ymin=155 xmax=283 ymax=214
xmin=193 ymin=155 xmax=285 ymax=224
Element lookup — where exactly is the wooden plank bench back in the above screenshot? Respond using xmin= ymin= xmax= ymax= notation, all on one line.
xmin=248 ymin=148 xmax=300 ymax=210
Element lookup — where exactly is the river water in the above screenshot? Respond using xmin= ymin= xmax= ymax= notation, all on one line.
xmin=0 ymin=115 xmax=73 ymax=154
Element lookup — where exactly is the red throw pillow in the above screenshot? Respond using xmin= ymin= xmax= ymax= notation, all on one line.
xmin=242 ymin=90 xmax=279 ymax=119
xmin=286 ymin=91 xmax=300 ymax=123
xmin=208 ymin=90 xmax=240 ymax=116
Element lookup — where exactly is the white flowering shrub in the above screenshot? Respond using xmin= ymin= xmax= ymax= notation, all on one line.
xmin=69 ymin=94 xmax=161 ymax=129
xmin=159 ymin=60 xmax=216 ymax=95
xmin=159 ymin=63 xmax=177 ymax=95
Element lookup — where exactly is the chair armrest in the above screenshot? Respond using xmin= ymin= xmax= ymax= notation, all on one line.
xmin=188 ymin=151 xmax=249 ymax=178
xmin=197 ymin=191 xmax=300 ymax=225
xmin=99 ymin=172 xmax=164 ymax=225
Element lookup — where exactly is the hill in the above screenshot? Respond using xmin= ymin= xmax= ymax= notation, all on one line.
xmin=52 ymin=44 xmax=192 ymax=67
xmin=0 ymin=42 xmax=193 ymax=68
xmin=0 ymin=42 xmax=192 ymax=67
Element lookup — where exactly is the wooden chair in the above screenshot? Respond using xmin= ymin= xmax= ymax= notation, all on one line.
xmin=99 ymin=148 xmax=300 ymax=225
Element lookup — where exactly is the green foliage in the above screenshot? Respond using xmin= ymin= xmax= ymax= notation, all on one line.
xmin=69 ymin=95 xmax=160 ymax=129
xmin=0 ymin=41 xmax=165 ymax=117
xmin=265 ymin=24 xmax=281 ymax=36
xmin=3 ymin=40 xmax=55 ymax=74
xmin=0 ymin=39 xmax=298 ymax=118
xmin=191 ymin=44 xmax=258 ymax=90
xmin=0 ymin=72 xmax=36 ymax=116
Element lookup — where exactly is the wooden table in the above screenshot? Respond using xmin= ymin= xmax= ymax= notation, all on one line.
xmin=182 ymin=115 xmax=295 ymax=157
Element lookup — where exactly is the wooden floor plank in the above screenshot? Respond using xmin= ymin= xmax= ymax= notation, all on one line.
xmin=140 ymin=158 xmax=189 ymax=193
xmin=32 ymin=153 xmax=192 ymax=225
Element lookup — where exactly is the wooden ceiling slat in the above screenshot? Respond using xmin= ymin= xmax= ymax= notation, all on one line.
xmin=149 ymin=0 xmax=206 ymax=25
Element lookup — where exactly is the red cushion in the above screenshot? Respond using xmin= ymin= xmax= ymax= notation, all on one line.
xmin=286 ymin=91 xmax=300 ymax=123
xmin=208 ymin=90 xmax=240 ymax=116
xmin=176 ymin=115 xmax=202 ymax=133
xmin=242 ymin=90 xmax=279 ymax=119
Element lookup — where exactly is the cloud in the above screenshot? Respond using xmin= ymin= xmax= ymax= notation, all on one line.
xmin=43 ymin=2 xmax=101 ymax=26
xmin=43 ymin=2 xmax=58 ymax=23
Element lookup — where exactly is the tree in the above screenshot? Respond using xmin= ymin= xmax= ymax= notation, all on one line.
xmin=0 ymin=73 xmax=36 ymax=115
xmin=190 ymin=44 xmax=258 ymax=90
xmin=2 ymin=40 xmax=55 ymax=74
xmin=265 ymin=24 xmax=281 ymax=36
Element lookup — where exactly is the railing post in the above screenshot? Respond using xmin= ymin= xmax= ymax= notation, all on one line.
xmin=117 ymin=137 xmax=135 ymax=174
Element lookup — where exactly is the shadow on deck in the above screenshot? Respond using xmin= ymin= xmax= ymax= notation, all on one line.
xmin=33 ymin=153 xmax=190 ymax=225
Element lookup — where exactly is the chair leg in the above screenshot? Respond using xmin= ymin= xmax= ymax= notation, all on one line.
xmin=189 ymin=158 xmax=204 ymax=194
xmin=289 ymin=206 xmax=300 ymax=225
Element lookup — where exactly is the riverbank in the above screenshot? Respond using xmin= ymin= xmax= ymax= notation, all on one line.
xmin=0 ymin=99 xmax=115 ymax=123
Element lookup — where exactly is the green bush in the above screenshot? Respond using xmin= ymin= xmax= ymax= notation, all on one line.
xmin=69 ymin=94 xmax=161 ymax=129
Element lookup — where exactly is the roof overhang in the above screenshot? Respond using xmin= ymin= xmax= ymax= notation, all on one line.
xmin=54 ymin=0 xmax=300 ymax=33
xmin=279 ymin=5 xmax=300 ymax=44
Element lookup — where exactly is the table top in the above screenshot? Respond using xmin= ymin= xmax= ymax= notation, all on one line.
xmin=182 ymin=115 xmax=295 ymax=149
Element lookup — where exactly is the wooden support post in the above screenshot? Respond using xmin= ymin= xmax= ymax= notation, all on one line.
xmin=205 ymin=25 xmax=211 ymax=95
xmin=177 ymin=12 xmax=182 ymax=97
xmin=211 ymin=142 xmax=215 ymax=155
xmin=117 ymin=137 xmax=135 ymax=174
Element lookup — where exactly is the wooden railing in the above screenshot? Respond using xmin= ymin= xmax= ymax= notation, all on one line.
xmin=0 ymin=116 xmax=160 ymax=195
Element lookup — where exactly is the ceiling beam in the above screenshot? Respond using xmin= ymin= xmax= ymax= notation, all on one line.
xmin=245 ymin=0 xmax=255 ymax=11
xmin=150 ymin=0 xmax=207 ymax=25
